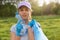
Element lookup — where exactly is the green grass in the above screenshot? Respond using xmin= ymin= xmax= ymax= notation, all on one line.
xmin=0 ymin=15 xmax=60 ymax=40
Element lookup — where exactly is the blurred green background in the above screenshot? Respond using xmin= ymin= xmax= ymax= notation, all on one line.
xmin=0 ymin=0 xmax=60 ymax=17
xmin=0 ymin=0 xmax=60 ymax=40
xmin=0 ymin=16 xmax=60 ymax=40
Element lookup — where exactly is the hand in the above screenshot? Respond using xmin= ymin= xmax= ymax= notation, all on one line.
xmin=28 ymin=26 xmax=34 ymax=40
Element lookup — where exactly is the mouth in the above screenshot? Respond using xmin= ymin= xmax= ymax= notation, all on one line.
xmin=22 ymin=15 xmax=27 ymax=17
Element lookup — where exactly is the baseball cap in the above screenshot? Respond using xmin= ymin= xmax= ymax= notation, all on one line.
xmin=17 ymin=1 xmax=31 ymax=10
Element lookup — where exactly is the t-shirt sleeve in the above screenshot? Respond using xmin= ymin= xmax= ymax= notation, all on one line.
xmin=10 ymin=24 xmax=21 ymax=36
xmin=10 ymin=24 xmax=22 ymax=36
xmin=10 ymin=24 xmax=16 ymax=33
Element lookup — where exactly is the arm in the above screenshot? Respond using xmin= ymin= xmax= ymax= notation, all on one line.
xmin=10 ymin=24 xmax=21 ymax=40
xmin=16 ymin=36 xmax=21 ymax=40
xmin=10 ymin=32 xmax=21 ymax=40
xmin=10 ymin=32 xmax=16 ymax=40
xmin=28 ymin=27 xmax=34 ymax=40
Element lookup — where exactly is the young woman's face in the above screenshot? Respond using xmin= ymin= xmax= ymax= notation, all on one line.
xmin=18 ymin=6 xmax=31 ymax=20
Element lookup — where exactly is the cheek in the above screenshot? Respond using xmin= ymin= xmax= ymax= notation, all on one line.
xmin=18 ymin=11 xmax=22 ymax=15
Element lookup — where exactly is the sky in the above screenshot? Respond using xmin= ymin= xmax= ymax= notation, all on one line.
xmin=38 ymin=0 xmax=60 ymax=6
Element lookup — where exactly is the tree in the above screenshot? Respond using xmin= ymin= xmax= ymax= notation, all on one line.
xmin=53 ymin=3 xmax=60 ymax=15
xmin=0 ymin=3 xmax=16 ymax=17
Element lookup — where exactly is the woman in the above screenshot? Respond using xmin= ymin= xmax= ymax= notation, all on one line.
xmin=10 ymin=1 xmax=48 ymax=40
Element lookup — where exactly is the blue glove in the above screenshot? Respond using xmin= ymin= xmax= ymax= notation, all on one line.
xmin=16 ymin=21 xmax=28 ymax=36
xmin=28 ymin=19 xmax=35 ymax=28
xmin=16 ymin=21 xmax=23 ymax=36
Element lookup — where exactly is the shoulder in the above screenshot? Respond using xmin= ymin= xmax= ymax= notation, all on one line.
xmin=10 ymin=24 xmax=17 ymax=32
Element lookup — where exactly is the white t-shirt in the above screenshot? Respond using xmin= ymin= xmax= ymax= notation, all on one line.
xmin=10 ymin=24 xmax=28 ymax=40
xmin=10 ymin=22 xmax=48 ymax=40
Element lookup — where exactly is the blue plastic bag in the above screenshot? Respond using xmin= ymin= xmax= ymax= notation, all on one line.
xmin=15 ymin=12 xmax=48 ymax=40
xmin=31 ymin=20 xmax=48 ymax=40
xmin=15 ymin=12 xmax=23 ymax=22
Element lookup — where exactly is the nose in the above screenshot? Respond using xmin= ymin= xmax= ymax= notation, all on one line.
xmin=23 ymin=10 xmax=26 ymax=14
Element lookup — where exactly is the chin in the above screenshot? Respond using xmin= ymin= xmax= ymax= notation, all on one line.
xmin=23 ymin=18 xmax=27 ymax=20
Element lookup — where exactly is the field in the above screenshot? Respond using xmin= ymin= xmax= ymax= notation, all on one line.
xmin=0 ymin=15 xmax=60 ymax=40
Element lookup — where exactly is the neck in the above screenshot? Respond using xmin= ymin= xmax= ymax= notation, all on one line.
xmin=24 ymin=20 xmax=28 ymax=24
xmin=24 ymin=18 xmax=32 ymax=24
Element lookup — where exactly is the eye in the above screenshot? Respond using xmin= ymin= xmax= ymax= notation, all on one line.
xmin=20 ymin=9 xmax=24 ymax=11
xmin=25 ymin=8 xmax=29 ymax=11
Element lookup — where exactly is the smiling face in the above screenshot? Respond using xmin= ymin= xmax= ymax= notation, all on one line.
xmin=18 ymin=6 xmax=32 ymax=20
